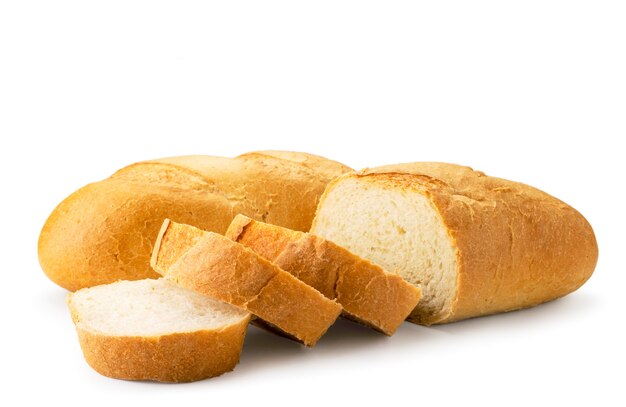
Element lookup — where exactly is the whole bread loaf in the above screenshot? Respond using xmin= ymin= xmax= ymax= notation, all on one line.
xmin=38 ymin=151 xmax=352 ymax=291
xmin=311 ymin=162 xmax=598 ymax=325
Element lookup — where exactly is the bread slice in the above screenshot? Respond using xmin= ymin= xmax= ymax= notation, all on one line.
xmin=151 ymin=220 xmax=342 ymax=347
xmin=311 ymin=163 xmax=598 ymax=325
xmin=66 ymin=278 xmax=251 ymax=382
xmin=224 ymin=214 xmax=421 ymax=335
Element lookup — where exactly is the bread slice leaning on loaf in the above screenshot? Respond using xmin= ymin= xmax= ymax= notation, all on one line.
xmin=225 ymin=214 xmax=422 ymax=335
xmin=67 ymin=278 xmax=251 ymax=382
xmin=39 ymin=151 xmax=352 ymax=291
xmin=311 ymin=162 xmax=598 ymax=325
xmin=151 ymin=220 xmax=342 ymax=347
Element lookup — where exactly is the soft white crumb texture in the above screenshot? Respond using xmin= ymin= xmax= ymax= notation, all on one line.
xmin=69 ymin=278 xmax=250 ymax=336
xmin=312 ymin=177 xmax=458 ymax=321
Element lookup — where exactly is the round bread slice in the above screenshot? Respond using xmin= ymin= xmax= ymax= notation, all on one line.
xmin=151 ymin=220 xmax=342 ymax=347
xmin=66 ymin=278 xmax=251 ymax=382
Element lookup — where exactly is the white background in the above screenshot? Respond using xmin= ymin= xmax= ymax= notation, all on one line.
xmin=1 ymin=1 xmax=624 ymax=405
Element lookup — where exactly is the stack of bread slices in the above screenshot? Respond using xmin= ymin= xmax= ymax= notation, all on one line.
xmin=41 ymin=152 xmax=598 ymax=382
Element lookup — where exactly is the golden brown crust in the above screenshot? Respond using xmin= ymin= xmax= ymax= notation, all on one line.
xmin=152 ymin=220 xmax=342 ymax=346
xmin=38 ymin=152 xmax=352 ymax=291
xmin=67 ymin=296 xmax=250 ymax=383
xmin=225 ymin=215 xmax=421 ymax=335
xmin=314 ymin=162 xmax=598 ymax=325
xmin=237 ymin=150 xmax=352 ymax=182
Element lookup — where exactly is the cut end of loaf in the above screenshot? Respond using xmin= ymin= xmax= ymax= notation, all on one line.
xmin=311 ymin=175 xmax=458 ymax=325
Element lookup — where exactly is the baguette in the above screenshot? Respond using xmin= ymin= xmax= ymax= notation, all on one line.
xmin=39 ymin=151 xmax=352 ymax=291
xmin=151 ymin=220 xmax=342 ymax=346
xmin=225 ymin=214 xmax=421 ymax=335
xmin=311 ymin=162 xmax=598 ymax=325
xmin=67 ymin=278 xmax=251 ymax=382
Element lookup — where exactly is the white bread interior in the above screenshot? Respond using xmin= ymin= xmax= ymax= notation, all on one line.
xmin=311 ymin=177 xmax=457 ymax=323
xmin=69 ymin=278 xmax=250 ymax=336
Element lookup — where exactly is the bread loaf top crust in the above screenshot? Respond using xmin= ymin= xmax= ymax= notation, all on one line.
xmin=38 ymin=151 xmax=352 ymax=291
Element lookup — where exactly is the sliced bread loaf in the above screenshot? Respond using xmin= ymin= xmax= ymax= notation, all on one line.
xmin=151 ymin=220 xmax=342 ymax=346
xmin=66 ymin=278 xmax=251 ymax=382
xmin=225 ymin=214 xmax=421 ymax=335
xmin=311 ymin=163 xmax=598 ymax=325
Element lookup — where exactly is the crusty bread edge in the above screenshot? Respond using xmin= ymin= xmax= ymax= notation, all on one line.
xmin=150 ymin=218 xmax=171 ymax=272
xmin=223 ymin=214 xmax=254 ymax=242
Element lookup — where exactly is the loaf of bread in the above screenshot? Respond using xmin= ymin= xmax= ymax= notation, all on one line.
xmin=67 ymin=278 xmax=251 ymax=382
xmin=225 ymin=214 xmax=422 ymax=335
xmin=39 ymin=151 xmax=352 ymax=291
xmin=311 ymin=162 xmax=598 ymax=325
xmin=151 ymin=219 xmax=342 ymax=346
